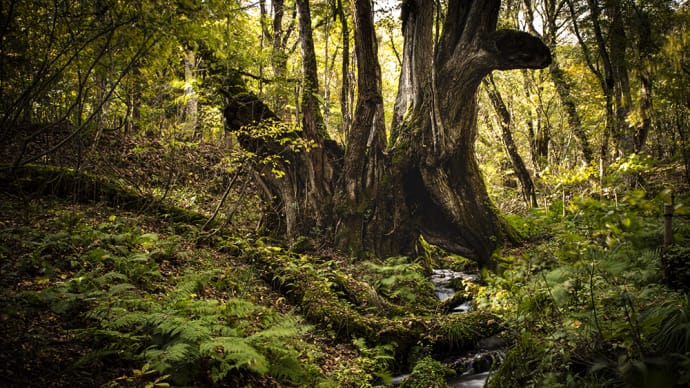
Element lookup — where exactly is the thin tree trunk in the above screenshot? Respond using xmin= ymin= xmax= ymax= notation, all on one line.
xmin=484 ymin=75 xmax=538 ymax=208
xmin=182 ymin=48 xmax=197 ymax=139
xmin=548 ymin=60 xmax=593 ymax=163
xmin=607 ymin=1 xmax=635 ymax=155
xmin=337 ymin=0 xmax=352 ymax=136
xmin=634 ymin=8 xmax=655 ymax=153
xmin=323 ymin=16 xmax=331 ymax=125
xmin=570 ymin=0 xmax=617 ymax=160
xmin=522 ymin=70 xmax=549 ymax=170
xmin=271 ymin=0 xmax=288 ymax=116
xmin=523 ymin=0 xmax=592 ymax=163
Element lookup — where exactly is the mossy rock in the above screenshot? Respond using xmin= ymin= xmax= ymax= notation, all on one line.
xmin=401 ymin=356 xmax=454 ymax=388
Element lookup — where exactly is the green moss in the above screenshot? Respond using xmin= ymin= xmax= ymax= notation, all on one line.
xmin=401 ymin=356 xmax=454 ymax=388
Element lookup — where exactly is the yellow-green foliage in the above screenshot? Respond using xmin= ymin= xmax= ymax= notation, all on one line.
xmin=482 ymin=190 xmax=690 ymax=386
xmin=401 ymin=356 xmax=454 ymax=388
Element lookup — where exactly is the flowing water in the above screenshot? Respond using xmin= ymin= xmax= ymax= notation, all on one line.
xmin=448 ymin=371 xmax=491 ymax=388
xmin=391 ymin=269 xmax=501 ymax=387
xmin=431 ymin=269 xmax=481 ymax=300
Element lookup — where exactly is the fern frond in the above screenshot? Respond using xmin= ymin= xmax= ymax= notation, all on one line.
xmin=266 ymin=353 xmax=305 ymax=383
xmin=146 ymin=341 xmax=198 ymax=373
xmin=98 ymin=271 xmax=129 ymax=284
xmin=107 ymin=283 xmax=137 ymax=296
xmin=176 ymin=319 xmax=212 ymax=343
xmin=184 ymin=299 xmax=224 ymax=320
xmin=109 ymin=311 xmax=151 ymax=331
xmin=247 ymin=318 xmax=302 ymax=342
xmin=222 ymin=298 xmax=261 ymax=319
xmin=201 ymin=336 xmax=269 ymax=376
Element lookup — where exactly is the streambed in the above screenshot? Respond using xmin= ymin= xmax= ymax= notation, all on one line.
xmin=391 ymin=269 xmax=503 ymax=387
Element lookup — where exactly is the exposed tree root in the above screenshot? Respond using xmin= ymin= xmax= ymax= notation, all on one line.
xmin=244 ymin=244 xmax=504 ymax=363
xmin=2 ymin=164 xmax=505 ymax=369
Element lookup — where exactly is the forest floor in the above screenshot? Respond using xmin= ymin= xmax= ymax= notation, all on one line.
xmin=2 ymin=133 xmax=689 ymax=387
xmin=2 ymin=134 xmax=430 ymax=387
xmin=0 ymin=192 xmax=367 ymax=387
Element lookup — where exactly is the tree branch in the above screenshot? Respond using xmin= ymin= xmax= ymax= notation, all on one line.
xmin=485 ymin=29 xmax=552 ymax=70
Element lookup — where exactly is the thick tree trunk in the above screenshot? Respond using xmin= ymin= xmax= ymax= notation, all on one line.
xmin=335 ymin=0 xmax=389 ymax=254
xmin=390 ymin=0 xmax=434 ymax=140
xmin=222 ymin=79 xmax=338 ymax=242
xmin=346 ymin=0 xmax=551 ymax=265
xmin=395 ymin=1 xmax=550 ymax=263
xmin=226 ymin=0 xmax=551 ymax=266
xmin=338 ymin=0 xmax=551 ymax=263
xmin=295 ymin=0 xmax=336 ymax=233
xmin=221 ymin=2 xmax=341 ymax=243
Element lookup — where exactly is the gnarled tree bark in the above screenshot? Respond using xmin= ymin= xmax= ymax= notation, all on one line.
xmin=335 ymin=0 xmax=389 ymax=255
xmin=386 ymin=0 xmax=551 ymax=263
xmin=225 ymin=0 xmax=551 ymax=266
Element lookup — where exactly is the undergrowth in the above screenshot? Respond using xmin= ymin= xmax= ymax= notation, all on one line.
xmin=0 ymin=201 xmax=323 ymax=387
xmin=483 ymin=187 xmax=690 ymax=387
xmin=6 ymin=152 xmax=689 ymax=387
xmin=2 ymin=195 xmax=486 ymax=388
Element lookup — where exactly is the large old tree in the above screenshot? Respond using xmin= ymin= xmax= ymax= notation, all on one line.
xmin=225 ymin=0 xmax=551 ymax=266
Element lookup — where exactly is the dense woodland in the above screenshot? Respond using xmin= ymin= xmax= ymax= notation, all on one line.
xmin=1 ymin=0 xmax=690 ymax=386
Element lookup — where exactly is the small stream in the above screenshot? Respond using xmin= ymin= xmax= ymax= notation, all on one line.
xmin=391 ymin=269 xmax=502 ymax=387
xmin=447 ymin=371 xmax=491 ymax=388
xmin=431 ymin=269 xmax=481 ymax=312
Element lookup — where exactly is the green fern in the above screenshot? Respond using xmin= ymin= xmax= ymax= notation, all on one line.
xmin=19 ymin=220 xmax=316 ymax=386
xmin=201 ymin=336 xmax=269 ymax=379
xmin=363 ymin=257 xmax=435 ymax=306
xmin=146 ymin=341 xmax=198 ymax=371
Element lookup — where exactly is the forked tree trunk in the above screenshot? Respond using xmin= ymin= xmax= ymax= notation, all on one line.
xmin=338 ymin=0 xmax=551 ymax=263
xmin=226 ymin=0 xmax=551 ymax=266
xmin=384 ymin=0 xmax=550 ymax=263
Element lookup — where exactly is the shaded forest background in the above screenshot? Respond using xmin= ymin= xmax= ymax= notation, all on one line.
xmin=1 ymin=0 xmax=690 ymax=387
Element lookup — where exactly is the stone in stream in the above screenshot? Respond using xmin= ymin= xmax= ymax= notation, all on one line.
xmin=431 ymin=269 xmax=481 ymax=311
